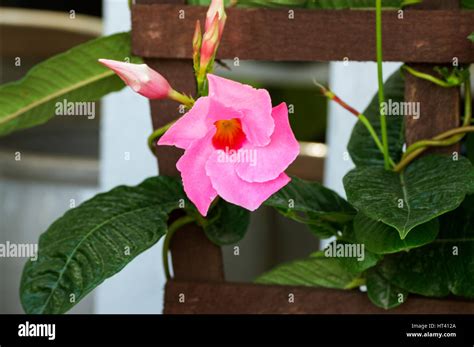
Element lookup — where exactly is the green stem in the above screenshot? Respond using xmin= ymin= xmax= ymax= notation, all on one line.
xmin=147 ymin=121 xmax=176 ymax=155
xmin=168 ymin=90 xmax=195 ymax=108
xmin=463 ymin=78 xmax=472 ymax=127
xmin=162 ymin=215 xmax=195 ymax=280
xmin=359 ymin=114 xmax=395 ymax=167
xmin=402 ymin=65 xmax=456 ymax=88
xmin=376 ymin=0 xmax=390 ymax=170
xmin=394 ymin=126 xmax=474 ymax=172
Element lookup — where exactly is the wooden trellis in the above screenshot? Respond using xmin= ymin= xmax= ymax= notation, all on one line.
xmin=132 ymin=0 xmax=474 ymax=313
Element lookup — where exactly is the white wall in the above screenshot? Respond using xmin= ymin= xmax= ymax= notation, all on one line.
xmin=324 ymin=61 xmax=401 ymax=196
xmin=321 ymin=62 xmax=401 ymax=250
xmin=95 ymin=0 xmax=165 ymax=313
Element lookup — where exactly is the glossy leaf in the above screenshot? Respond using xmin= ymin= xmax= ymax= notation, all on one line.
xmin=256 ymin=246 xmax=378 ymax=289
xmin=366 ymin=269 xmax=408 ymax=309
xmin=201 ymin=200 xmax=250 ymax=245
xmin=319 ymin=242 xmax=381 ymax=274
xmin=354 ymin=213 xmax=439 ymax=254
xmin=20 ymin=176 xmax=187 ymax=314
xmin=0 ymin=32 xmax=140 ymax=137
xmin=265 ymin=176 xmax=356 ymax=239
xmin=378 ymin=197 xmax=474 ymax=298
xmin=256 ymin=256 xmax=364 ymax=289
xmin=344 ymin=155 xmax=474 ymax=239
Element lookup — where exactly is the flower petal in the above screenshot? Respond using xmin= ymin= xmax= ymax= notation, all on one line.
xmin=235 ymin=103 xmax=299 ymax=183
xmin=176 ymin=129 xmax=218 ymax=216
xmin=207 ymin=74 xmax=274 ymax=147
xmin=205 ymin=152 xmax=291 ymax=211
xmin=158 ymin=97 xmax=243 ymax=150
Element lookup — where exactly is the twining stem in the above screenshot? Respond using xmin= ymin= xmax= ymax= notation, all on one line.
xmin=394 ymin=126 xmax=474 ymax=172
xmin=162 ymin=215 xmax=195 ymax=280
xmin=376 ymin=0 xmax=390 ymax=170
xmin=147 ymin=121 xmax=176 ymax=155
xmin=402 ymin=65 xmax=459 ymax=88
xmin=395 ymin=78 xmax=472 ymax=171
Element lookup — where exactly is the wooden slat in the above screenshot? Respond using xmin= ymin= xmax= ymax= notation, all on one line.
xmin=404 ymin=65 xmax=461 ymax=152
xmin=146 ymin=57 xmax=225 ymax=282
xmin=132 ymin=4 xmax=474 ymax=63
xmin=405 ymin=0 xmax=461 ymax=153
xmin=164 ymin=280 xmax=474 ymax=314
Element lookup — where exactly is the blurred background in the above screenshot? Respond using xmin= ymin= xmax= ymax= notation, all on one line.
xmin=0 ymin=0 xmax=400 ymax=313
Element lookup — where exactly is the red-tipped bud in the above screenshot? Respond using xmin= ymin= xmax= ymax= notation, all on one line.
xmin=205 ymin=0 xmax=226 ymax=39
xmin=192 ymin=20 xmax=202 ymax=71
xmin=98 ymin=59 xmax=172 ymax=99
xmin=199 ymin=14 xmax=220 ymax=69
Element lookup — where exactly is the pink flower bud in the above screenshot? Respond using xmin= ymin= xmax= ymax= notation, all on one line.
xmin=199 ymin=14 xmax=220 ymax=69
xmin=192 ymin=20 xmax=202 ymax=71
xmin=205 ymin=0 xmax=226 ymax=39
xmin=98 ymin=59 xmax=172 ymax=99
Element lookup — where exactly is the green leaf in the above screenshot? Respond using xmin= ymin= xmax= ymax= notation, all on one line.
xmin=256 ymin=242 xmax=379 ymax=289
xmin=20 ymin=176 xmax=187 ymax=314
xmin=344 ymin=155 xmax=474 ymax=239
xmin=0 ymin=32 xmax=140 ymax=137
xmin=469 ymin=32 xmax=474 ymax=42
xmin=348 ymin=69 xmax=405 ymax=167
xmin=264 ymin=176 xmax=356 ymax=239
xmin=200 ymin=200 xmax=250 ymax=245
xmin=378 ymin=197 xmax=474 ymax=298
xmin=354 ymin=213 xmax=439 ymax=254
xmin=366 ymin=269 xmax=408 ymax=309
xmin=255 ymin=256 xmax=364 ymax=289
xmin=320 ymin=241 xmax=381 ymax=273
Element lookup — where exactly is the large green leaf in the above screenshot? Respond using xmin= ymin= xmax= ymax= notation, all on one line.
xmin=319 ymin=242 xmax=381 ymax=273
xmin=0 ymin=32 xmax=139 ymax=137
xmin=344 ymin=155 xmax=474 ymax=239
xmin=256 ymin=257 xmax=363 ymax=289
xmin=354 ymin=213 xmax=439 ymax=254
xmin=348 ymin=69 xmax=405 ymax=167
xmin=378 ymin=196 xmax=474 ymax=298
xmin=189 ymin=0 xmax=420 ymax=8
xmin=265 ymin=176 xmax=356 ymax=239
xmin=366 ymin=269 xmax=408 ymax=309
xmin=200 ymin=200 xmax=250 ymax=245
xmin=20 ymin=176 xmax=188 ymax=314
xmin=256 ymin=247 xmax=378 ymax=289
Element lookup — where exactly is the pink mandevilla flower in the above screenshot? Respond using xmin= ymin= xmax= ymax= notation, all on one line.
xmin=158 ymin=74 xmax=300 ymax=216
